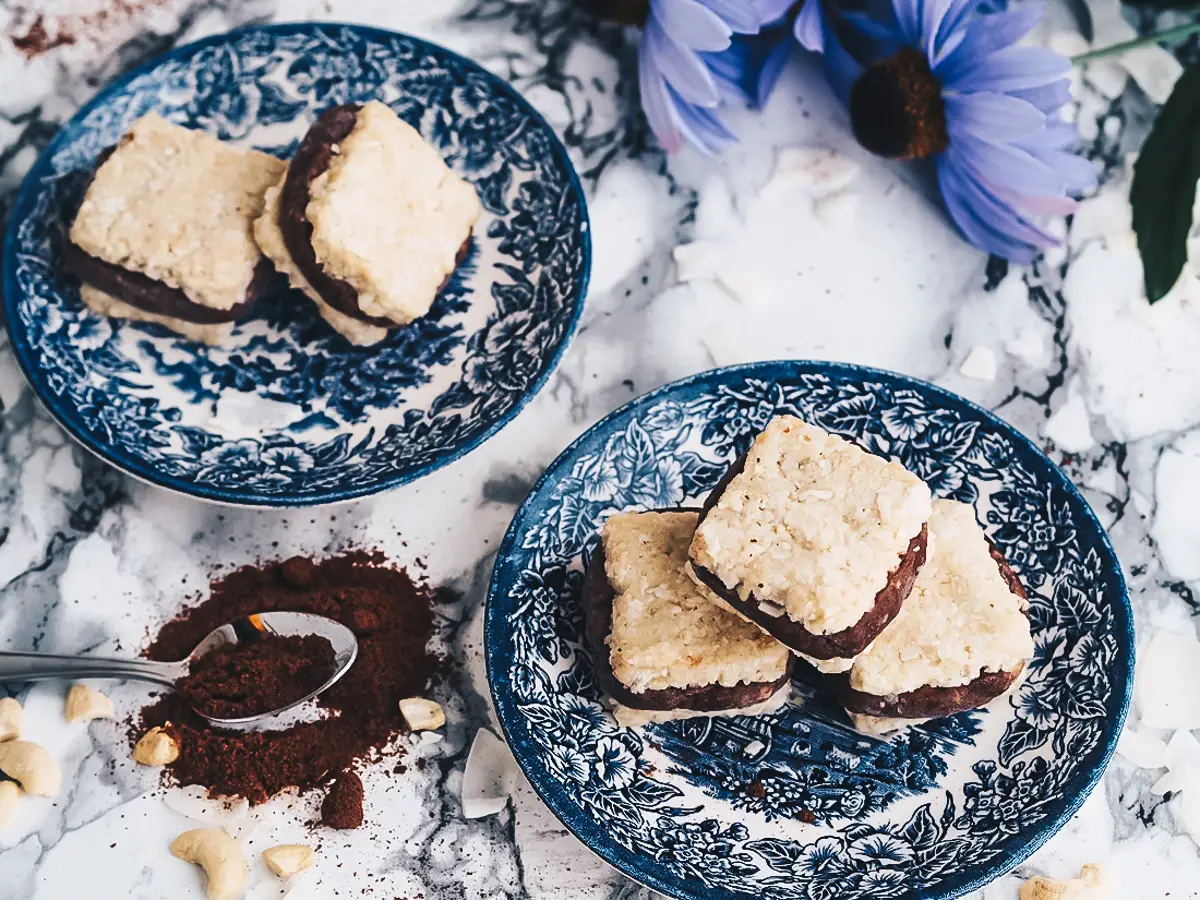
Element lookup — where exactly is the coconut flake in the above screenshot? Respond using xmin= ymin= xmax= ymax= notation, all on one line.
xmin=462 ymin=728 xmax=517 ymax=820
xmin=281 ymin=871 xmax=320 ymax=899
xmin=1004 ymin=328 xmax=1045 ymax=366
xmin=715 ymin=265 xmax=773 ymax=306
xmin=762 ymin=147 xmax=860 ymax=198
xmin=813 ymin=192 xmax=859 ymax=232
xmin=673 ymin=241 xmax=726 ymax=283
xmin=1119 ymin=46 xmax=1183 ymax=105
xmin=1116 ymin=728 xmax=1168 ymax=770
xmin=1136 ymin=632 xmax=1200 ymax=730
xmin=1044 ymin=383 xmax=1095 ymax=453
xmin=1083 ymin=60 xmax=1128 ymax=99
xmin=958 ymin=346 xmax=998 ymax=382
xmin=164 ymin=785 xmax=251 ymax=835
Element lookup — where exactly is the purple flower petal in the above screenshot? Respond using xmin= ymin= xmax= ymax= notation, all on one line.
xmin=942 ymin=46 xmax=1071 ymax=93
xmin=646 ymin=18 xmax=721 ymax=105
xmin=794 ymin=0 xmax=824 ymax=52
xmin=1017 ymin=120 xmax=1081 ymax=151
xmin=933 ymin=0 xmax=980 ymax=53
xmin=669 ymin=85 xmax=739 ymax=152
xmin=891 ymin=0 xmax=925 ymax=46
xmin=920 ymin=0 xmax=964 ymax=60
xmin=938 ymin=157 xmax=1042 ymax=261
xmin=754 ymin=0 xmax=796 ymax=26
xmin=1033 ymin=150 xmax=1097 ymax=192
xmin=1008 ymin=79 xmax=1072 ymax=114
xmin=944 ymin=92 xmax=1045 ymax=142
xmin=947 ymin=155 xmax=1059 ymax=246
xmin=651 ymin=0 xmax=734 ymax=51
xmin=696 ymin=0 xmax=762 ymax=33
xmin=755 ymin=36 xmax=793 ymax=106
xmin=990 ymin=183 xmax=1078 ymax=216
xmin=820 ymin=11 xmax=866 ymax=101
xmin=952 ymin=134 xmax=1067 ymax=195
xmin=934 ymin=3 xmax=1043 ymax=74
xmin=704 ymin=45 xmax=755 ymax=104
xmin=639 ymin=42 xmax=683 ymax=152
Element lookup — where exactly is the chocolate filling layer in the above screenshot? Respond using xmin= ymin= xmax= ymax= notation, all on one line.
xmin=582 ymin=540 xmax=793 ymax=714
xmin=827 ymin=543 xmax=1030 ymax=719
xmin=278 ymin=103 xmax=393 ymax=327
xmin=64 ymin=243 xmax=268 ymax=325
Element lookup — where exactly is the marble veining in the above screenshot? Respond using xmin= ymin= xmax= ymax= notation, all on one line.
xmin=0 ymin=0 xmax=1195 ymax=897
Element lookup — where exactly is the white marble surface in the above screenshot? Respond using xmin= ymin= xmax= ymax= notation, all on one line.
xmin=0 ymin=0 xmax=1196 ymax=896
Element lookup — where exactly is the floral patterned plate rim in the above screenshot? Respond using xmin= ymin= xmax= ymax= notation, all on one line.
xmin=485 ymin=360 xmax=1133 ymax=900
xmin=2 ymin=22 xmax=590 ymax=507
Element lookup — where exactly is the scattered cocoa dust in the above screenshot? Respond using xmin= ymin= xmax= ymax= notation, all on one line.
xmin=134 ymin=551 xmax=448 ymax=821
xmin=9 ymin=1 xmax=169 ymax=59
xmin=10 ymin=15 xmax=75 ymax=58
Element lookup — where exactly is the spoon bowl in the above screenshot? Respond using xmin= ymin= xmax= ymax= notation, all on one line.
xmin=0 ymin=611 xmax=359 ymax=726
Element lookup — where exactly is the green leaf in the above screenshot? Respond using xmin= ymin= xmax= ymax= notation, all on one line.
xmin=1131 ymin=60 xmax=1200 ymax=302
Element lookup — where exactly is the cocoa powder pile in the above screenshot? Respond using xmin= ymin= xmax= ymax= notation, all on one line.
xmin=135 ymin=552 xmax=444 ymax=818
xmin=180 ymin=632 xmax=337 ymax=720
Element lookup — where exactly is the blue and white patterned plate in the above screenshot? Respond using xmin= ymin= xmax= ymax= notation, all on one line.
xmin=2 ymin=23 xmax=589 ymax=507
xmin=486 ymin=361 xmax=1133 ymax=900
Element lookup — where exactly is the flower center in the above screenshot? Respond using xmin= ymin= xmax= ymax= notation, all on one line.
xmin=848 ymin=47 xmax=948 ymax=160
xmin=581 ymin=0 xmax=650 ymax=26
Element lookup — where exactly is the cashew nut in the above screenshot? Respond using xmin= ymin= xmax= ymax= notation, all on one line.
xmin=399 ymin=697 xmax=445 ymax=732
xmin=262 ymin=844 xmax=316 ymax=878
xmin=0 ymin=698 xmax=21 ymax=742
xmin=0 ymin=740 xmax=61 ymax=796
xmin=65 ymin=684 xmax=114 ymax=723
xmin=0 ymin=781 xmax=18 ymax=828
xmin=171 ymin=828 xmax=247 ymax=900
xmin=1020 ymin=863 xmax=1115 ymax=900
xmin=133 ymin=726 xmax=180 ymax=766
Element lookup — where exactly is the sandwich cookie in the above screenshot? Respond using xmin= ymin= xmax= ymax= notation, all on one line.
xmin=688 ymin=416 xmax=932 ymax=663
xmin=583 ymin=510 xmax=793 ymax=727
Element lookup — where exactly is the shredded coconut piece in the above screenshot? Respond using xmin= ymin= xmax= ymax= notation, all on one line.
xmin=462 ymin=728 xmax=516 ymax=820
xmin=1019 ymin=863 xmax=1116 ymax=900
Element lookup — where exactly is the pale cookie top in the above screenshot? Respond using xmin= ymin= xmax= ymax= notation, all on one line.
xmin=69 ymin=114 xmax=285 ymax=311
xmin=307 ymin=101 xmax=482 ymax=324
xmin=690 ymin=416 xmax=932 ymax=635
xmin=849 ymin=500 xmax=1033 ymax=696
xmin=603 ymin=511 xmax=790 ymax=694
xmin=253 ymin=178 xmax=390 ymax=347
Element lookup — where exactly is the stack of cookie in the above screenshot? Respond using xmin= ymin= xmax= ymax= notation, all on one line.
xmin=65 ymin=102 xmax=481 ymax=346
xmin=583 ymin=415 xmax=1034 ymax=734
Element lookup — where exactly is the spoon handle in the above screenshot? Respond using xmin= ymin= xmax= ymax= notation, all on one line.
xmin=0 ymin=652 xmax=181 ymax=688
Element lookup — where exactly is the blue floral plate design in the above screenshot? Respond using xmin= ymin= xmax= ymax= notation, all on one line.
xmin=2 ymin=23 xmax=589 ymax=507
xmin=486 ymin=361 xmax=1133 ymax=900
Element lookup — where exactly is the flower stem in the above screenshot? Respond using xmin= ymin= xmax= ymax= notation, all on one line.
xmin=1072 ymin=21 xmax=1200 ymax=64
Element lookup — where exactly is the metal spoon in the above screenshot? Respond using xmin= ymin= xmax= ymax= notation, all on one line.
xmin=0 ymin=612 xmax=358 ymax=727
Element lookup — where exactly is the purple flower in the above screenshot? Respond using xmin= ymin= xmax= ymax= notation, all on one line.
xmin=805 ymin=0 xmax=1095 ymax=261
xmin=637 ymin=0 xmax=795 ymax=153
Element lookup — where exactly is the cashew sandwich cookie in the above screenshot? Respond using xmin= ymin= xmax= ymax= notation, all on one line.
xmin=254 ymin=101 xmax=482 ymax=346
xmin=687 ymin=416 xmax=932 ymax=665
xmin=583 ymin=510 xmax=793 ymax=727
xmin=830 ymin=499 xmax=1034 ymax=732
xmin=66 ymin=114 xmax=285 ymax=344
